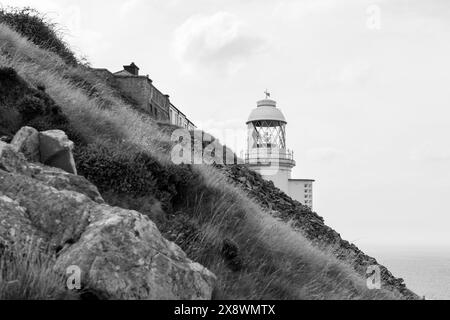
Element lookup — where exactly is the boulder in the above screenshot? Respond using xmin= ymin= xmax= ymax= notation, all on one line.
xmin=39 ymin=130 xmax=77 ymax=175
xmin=0 ymin=141 xmax=31 ymax=174
xmin=0 ymin=143 xmax=216 ymax=300
xmin=55 ymin=204 xmax=216 ymax=299
xmin=0 ymin=141 xmax=103 ymax=203
xmin=11 ymin=126 xmax=40 ymax=162
xmin=8 ymin=127 xmax=78 ymax=175
xmin=0 ymin=193 xmax=43 ymax=246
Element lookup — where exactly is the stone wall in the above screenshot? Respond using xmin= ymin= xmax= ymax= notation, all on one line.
xmin=113 ymin=76 xmax=170 ymax=121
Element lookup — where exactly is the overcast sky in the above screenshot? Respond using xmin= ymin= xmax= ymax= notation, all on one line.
xmin=2 ymin=0 xmax=450 ymax=249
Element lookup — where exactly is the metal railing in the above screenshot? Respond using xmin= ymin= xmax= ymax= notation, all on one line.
xmin=244 ymin=148 xmax=294 ymax=162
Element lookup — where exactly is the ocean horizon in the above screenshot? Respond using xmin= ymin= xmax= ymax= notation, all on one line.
xmin=365 ymin=245 xmax=450 ymax=300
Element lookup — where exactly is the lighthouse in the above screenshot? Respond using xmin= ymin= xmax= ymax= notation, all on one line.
xmin=245 ymin=92 xmax=314 ymax=209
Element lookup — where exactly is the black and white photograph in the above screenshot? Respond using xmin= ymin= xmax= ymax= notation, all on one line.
xmin=0 ymin=0 xmax=448 ymax=315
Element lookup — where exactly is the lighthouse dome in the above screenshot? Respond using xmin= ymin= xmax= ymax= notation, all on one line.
xmin=246 ymin=99 xmax=287 ymax=124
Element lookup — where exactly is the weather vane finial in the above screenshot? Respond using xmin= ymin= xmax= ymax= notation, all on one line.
xmin=264 ymin=89 xmax=271 ymax=99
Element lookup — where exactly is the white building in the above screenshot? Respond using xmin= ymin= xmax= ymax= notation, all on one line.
xmin=245 ymin=96 xmax=315 ymax=209
xmin=288 ymin=179 xmax=314 ymax=209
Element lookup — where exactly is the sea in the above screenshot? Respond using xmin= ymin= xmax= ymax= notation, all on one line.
xmin=365 ymin=246 xmax=450 ymax=300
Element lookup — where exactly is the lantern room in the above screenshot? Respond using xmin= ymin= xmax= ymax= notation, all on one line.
xmin=246 ymin=97 xmax=295 ymax=169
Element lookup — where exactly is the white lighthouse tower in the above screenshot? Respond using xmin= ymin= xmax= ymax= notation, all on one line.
xmin=245 ymin=92 xmax=314 ymax=209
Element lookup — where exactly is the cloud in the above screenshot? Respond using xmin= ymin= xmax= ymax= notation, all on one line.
xmin=306 ymin=60 xmax=374 ymax=89
xmin=172 ymin=12 xmax=266 ymax=75
xmin=272 ymin=0 xmax=339 ymax=20
xmin=306 ymin=147 xmax=343 ymax=162
xmin=409 ymin=143 xmax=450 ymax=162
xmin=119 ymin=0 xmax=142 ymax=19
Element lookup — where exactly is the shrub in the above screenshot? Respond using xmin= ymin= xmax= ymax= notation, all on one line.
xmin=0 ymin=67 xmax=76 ymax=141
xmin=0 ymin=105 xmax=21 ymax=136
xmin=0 ymin=7 xmax=77 ymax=65
xmin=74 ymin=141 xmax=202 ymax=213
xmin=0 ymin=67 xmax=29 ymax=106
xmin=16 ymin=95 xmax=47 ymax=120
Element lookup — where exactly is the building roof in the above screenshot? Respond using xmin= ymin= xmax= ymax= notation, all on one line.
xmin=113 ymin=69 xmax=135 ymax=76
xmin=247 ymin=99 xmax=287 ymax=124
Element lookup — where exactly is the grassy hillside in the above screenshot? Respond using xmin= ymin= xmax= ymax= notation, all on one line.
xmin=0 ymin=17 xmax=406 ymax=299
xmin=0 ymin=7 xmax=77 ymax=65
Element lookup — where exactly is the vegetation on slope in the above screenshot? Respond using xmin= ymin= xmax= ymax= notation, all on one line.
xmin=0 ymin=66 xmax=75 ymax=140
xmin=220 ymin=164 xmax=417 ymax=299
xmin=0 ymin=7 xmax=77 ymax=66
xmin=0 ymin=239 xmax=77 ymax=300
xmin=0 ymin=15 xmax=407 ymax=300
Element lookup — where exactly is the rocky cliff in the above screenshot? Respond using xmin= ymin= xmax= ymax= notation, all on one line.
xmin=0 ymin=130 xmax=215 ymax=299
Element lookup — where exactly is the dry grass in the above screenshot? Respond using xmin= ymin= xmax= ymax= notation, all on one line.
xmin=0 ymin=23 xmax=401 ymax=300
xmin=184 ymin=165 xmax=400 ymax=299
xmin=0 ymin=239 xmax=76 ymax=300
xmin=0 ymin=23 xmax=172 ymax=162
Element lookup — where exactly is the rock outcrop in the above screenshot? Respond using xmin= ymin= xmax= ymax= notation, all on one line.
xmin=39 ymin=129 xmax=77 ymax=174
xmin=11 ymin=126 xmax=40 ymax=162
xmin=0 ymin=136 xmax=216 ymax=300
xmin=10 ymin=126 xmax=77 ymax=175
xmin=219 ymin=164 xmax=419 ymax=300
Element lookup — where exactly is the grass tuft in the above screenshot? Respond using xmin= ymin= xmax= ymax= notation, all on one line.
xmin=0 ymin=239 xmax=77 ymax=300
